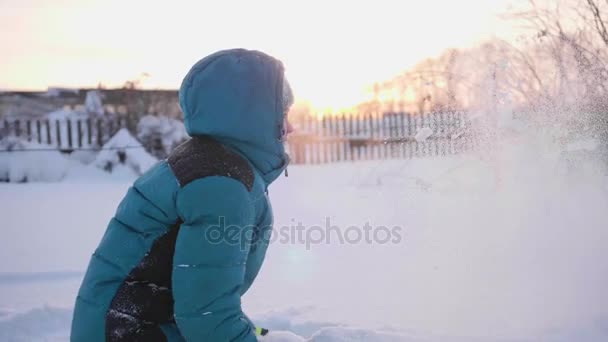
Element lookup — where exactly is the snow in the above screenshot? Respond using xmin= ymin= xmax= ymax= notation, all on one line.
xmin=0 ymin=136 xmax=142 ymax=183
xmin=259 ymin=330 xmax=307 ymax=341
xmin=414 ymin=127 xmax=433 ymax=142
xmin=67 ymin=149 xmax=97 ymax=165
xmin=0 ymin=138 xmax=70 ymax=182
xmin=93 ymin=128 xmax=158 ymax=177
xmin=0 ymin=127 xmax=607 ymax=341
xmin=565 ymin=138 xmax=600 ymax=152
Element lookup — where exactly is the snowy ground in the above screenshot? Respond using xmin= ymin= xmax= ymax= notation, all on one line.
xmin=1 ymin=136 xmax=608 ymax=341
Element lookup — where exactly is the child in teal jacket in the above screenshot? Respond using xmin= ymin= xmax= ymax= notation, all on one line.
xmin=71 ymin=49 xmax=293 ymax=341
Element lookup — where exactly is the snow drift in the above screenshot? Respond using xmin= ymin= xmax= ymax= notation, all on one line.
xmin=0 ymin=137 xmax=69 ymax=183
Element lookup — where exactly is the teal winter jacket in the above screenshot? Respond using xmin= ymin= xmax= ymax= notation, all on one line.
xmin=71 ymin=49 xmax=292 ymax=342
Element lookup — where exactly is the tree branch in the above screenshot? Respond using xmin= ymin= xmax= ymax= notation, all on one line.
xmin=586 ymin=0 xmax=608 ymax=46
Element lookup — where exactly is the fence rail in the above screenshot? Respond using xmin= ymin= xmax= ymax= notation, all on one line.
xmin=0 ymin=112 xmax=475 ymax=164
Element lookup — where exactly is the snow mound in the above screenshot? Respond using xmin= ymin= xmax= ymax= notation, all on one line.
xmin=0 ymin=137 xmax=69 ymax=182
xmin=94 ymin=128 xmax=158 ymax=177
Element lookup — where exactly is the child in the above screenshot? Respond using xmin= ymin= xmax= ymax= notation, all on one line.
xmin=71 ymin=49 xmax=294 ymax=342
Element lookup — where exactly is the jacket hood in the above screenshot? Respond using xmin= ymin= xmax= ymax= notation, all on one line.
xmin=179 ymin=49 xmax=292 ymax=185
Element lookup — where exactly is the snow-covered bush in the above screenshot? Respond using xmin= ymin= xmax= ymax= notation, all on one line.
xmin=94 ymin=128 xmax=158 ymax=177
xmin=84 ymin=90 xmax=104 ymax=116
xmin=137 ymin=115 xmax=188 ymax=159
xmin=0 ymin=137 xmax=69 ymax=183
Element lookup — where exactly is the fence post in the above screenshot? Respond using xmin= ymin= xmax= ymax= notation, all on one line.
xmin=422 ymin=113 xmax=428 ymax=156
xmin=385 ymin=114 xmax=391 ymax=158
xmin=15 ymin=120 xmax=21 ymax=137
xmin=77 ymin=120 xmax=83 ymax=148
xmin=368 ymin=113 xmax=374 ymax=141
xmin=330 ymin=115 xmax=337 ymax=163
xmin=399 ymin=113 xmax=406 ymax=158
xmin=381 ymin=114 xmax=388 ymax=159
xmin=360 ymin=114 xmax=368 ymax=160
xmin=36 ymin=120 xmax=42 ymax=144
xmin=323 ymin=116 xmax=330 ymax=163
xmin=416 ymin=113 xmax=426 ymax=156
xmin=67 ymin=119 xmax=73 ymax=148
xmin=439 ymin=113 xmax=446 ymax=156
xmin=26 ymin=120 xmax=32 ymax=141
xmin=45 ymin=120 xmax=51 ymax=145
xmin=415 ymin=114 xmax=421 ymax=157
xmin=55 ymin=120 xmax=62 ymax=147
xmin=455 ymin=112 xmax=461 ymax=154
xmin=398 ymin=113 xmax=405 ymax=158
xmin=433 ymin=113 xmax=439 ymax=156
xmin=97 ymin=119 xmax=103 ymax=147
xmin=409 ymin=112 xmax=414 ymax=134
xmin=331 ymin=116 xmax=338 ymax=161
xmin=397 ymin=112 xmax=404 ymax=139
xmin=312 ymin=118 xmax=319 ymax=164
xmin=306 ymin=116 xmax=313 ymax=164
xmin=349 ymin=114 xmax=356 ymax=161
xmin=391 ymin=113 xmax=398 ymax=158
xmin=87 ymin=118 xmax=93 ymax=146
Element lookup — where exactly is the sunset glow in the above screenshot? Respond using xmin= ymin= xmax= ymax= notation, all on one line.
xmin=1 ymin=0 xmax=516 ymax=111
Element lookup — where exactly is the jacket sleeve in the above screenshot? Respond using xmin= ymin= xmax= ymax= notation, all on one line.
xmin=172 ymin=176 xmax=257 ymax=342
xmin=240 ymin=199 xmax=273 ymax=295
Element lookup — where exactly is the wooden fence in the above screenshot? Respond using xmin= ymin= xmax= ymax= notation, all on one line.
xmin=286 ymin=112 xmax=474 ymax=164
xmin=0 ymin=117 xmax=134 ymax=151
xmin=0 ymin=112 xmax=475 ymax=164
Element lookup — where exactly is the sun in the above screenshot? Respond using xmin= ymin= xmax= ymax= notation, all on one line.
xmin=285 ymin=69 xmax=375 ymax=117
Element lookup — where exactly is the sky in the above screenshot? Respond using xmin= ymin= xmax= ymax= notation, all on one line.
xmin=0 ymin=0 xmax=518 ymax=110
